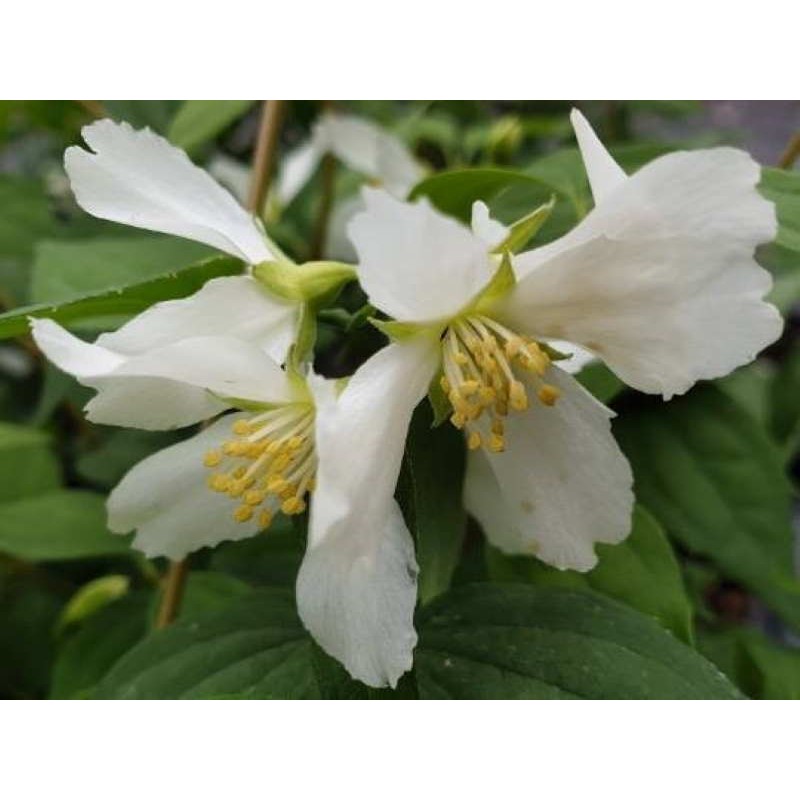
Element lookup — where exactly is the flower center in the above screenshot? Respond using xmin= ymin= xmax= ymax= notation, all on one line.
xmin=440 ymin=314 xmax=560 ymax=453
xmin=202 ymin=404 xmax=316 ymax=527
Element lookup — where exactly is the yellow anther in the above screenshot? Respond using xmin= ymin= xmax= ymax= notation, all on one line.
xmin=228 ymin=480 xmax=247 ymax=498
xmin=467 ymin=430 xmax=482 ymax=450
xmin=280 ymin=485 xmax=295 ymax=500
xmin=245 ymin=489 xmax=266 ymax=506
xmin=232 ymin=419 xmax=252 ymax=435
xmin=281 ymin=496 xmax=305 ymax=515
xmin=232 ymin=466 xmax=247 ymax=479
xmin=207 ymin=474 xmax=230 ymax=492
xmin=222 ymin=441 xmax=238 ymax=456
xmin=450 ymin=412 xmax=466 ymax=429
xmin=509 ymin=381 xmax=529 ymax=411
xmin=495 ymin=400 xmax=509 ymax=417
xmin=504 ymin=337 xmax=524 ymax=358
xmin=272 ymin=454 xmax=291 ymax=472
xmin=440 ymin=375 xmax=451 ymax=394
xmin=245 ymin=442 xmax=265 ymax=458
xmin=454 ymin=351 xmax=469 ymax=366
xmin=258 ymin=510 xmax=273 ymax=529
xmin=460 ymin=380 xmax=479 ymax=396
xmin=489 ymin=433 xmax=505 ymax=453
xmin=538 ymin=384 xmax=561 ymax=406
xmin=478 ymin=386 xmax=496 ymax=405
xmin=307 ymin=478 xmax=316 ymax=491
xmin=491 ymin=419 xmax=505 ymax=436
xmin=203 ymin=450 xmax=222 ymax=468
xmin=267 ymin=476 xmax=288 ymax=494
xmin=234 ymin=504 xmax=254 ymax=523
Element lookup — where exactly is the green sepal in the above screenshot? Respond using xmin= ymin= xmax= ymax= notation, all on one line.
xmin=57 ymin=575 xmax=131 ymax=634
xmin=473 ymin=250 xmax=516 ymax=313
xmin=427 ymin=369 xmax=453 ymax=427
xmin=540 ymin=342 xmax=571 ymax=361
xmin=370 ymin=317 xmax=435 ymax=341
xmin=289 ymin=303 xmax=317 ymax=371
xmin=253 ymin=259 xmax=355 ymax=303
xmin=492 ymin=196 xmax=555 ymax=254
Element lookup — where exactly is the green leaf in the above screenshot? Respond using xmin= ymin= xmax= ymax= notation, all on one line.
xmin=0 ymin=422 xmax=60 ymax=502
xmin=575 ymin=361 xmax=624 ymax=404
xmin=0 ymin=562 xmax=65 ymax=698
xmin=51 ymin=573 xmax=255 ymax=699
xmin=0 ymin=255 xmax=243 ymax=340
xmin=399 ymin=403 xmax=466 ymax=604
xmin=94 ymin=588 xmax=319 ymax=699
xmin=209 ymin=516 xmax=304 ymax=588
xmin=0 ymin=175 xmax=58 ymax=303
xmin=614 ymin=385 xmax=800 ymax=631
xmin=769 ymin=345 xmax=800 ymax=456
xmin=697 ymin=627 xmax=800 ymax=700
xmin=410 ymin=167 xmax=565 ymax=224
xmin=76 ymin=428 xmax=181 ymax=490
xmin=58 ymin=575 xmax=130 ymax=632
xmin=486 ymin=506 xmax=694 ymax=642
xmin=760 ymin=167 xmax=800 ymax=255
xmin=0 ymin=490 xmax=130 ymax=561
xmin=50 ymin=592 xmax=151 ymax=700
xmin=30 ymin=235 xmax=212 ymax=305
xmin=167 ymin=101 xmax=254 ymax=154
xmin=757 ymin=168 xmax=800 ymax=311
xmin=416 ymin=584 xmax=740 ymax=699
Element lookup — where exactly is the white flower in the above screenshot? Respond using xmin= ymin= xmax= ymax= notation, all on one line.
xmin=277 ymin=110 xmax=425 ymax=207
xmin=105 ymin=356 xmax=320 ymax=561
xmin=298 ymin=108 xmax=781 ymax=688
xmin=31 ymin=119 xmax=299 ymax=428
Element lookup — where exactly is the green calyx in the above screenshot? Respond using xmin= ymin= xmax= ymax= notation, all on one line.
xmin=253 ymin=259 xmax=356 ymax=303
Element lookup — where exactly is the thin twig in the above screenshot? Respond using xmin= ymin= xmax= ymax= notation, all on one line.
xmin=310 ymin=101 xmax=337 ymax=259
xmin=74 ymin=100 xmax=107 ymax=119
xmin=247 ymin=100 xmax=287 ymax=214
xmin=777 ymin=132 xmax=800 ymax=170
xmin=310 ymin=152 xmax=337 ymax=259
xmin=155 ymin=559 xmax=190 ymax=629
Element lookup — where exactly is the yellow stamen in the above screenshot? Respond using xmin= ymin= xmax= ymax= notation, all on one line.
xmin=234 ymin=505 xmax=254 ymax=522
xmin=538 ymin=384 xmax=561 ymax=406
xmin=203 ymin=450 xmax=222 ymax=468
xmin=467 ymin=430 xmax=482 ymax=450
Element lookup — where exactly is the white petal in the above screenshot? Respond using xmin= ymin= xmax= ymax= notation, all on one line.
xmin=514 ymin=144 xmax=776 ymax=279
xmin=99 ymin=336 xmax=296 ymax=405
xmin=30 ymin=317 xmax=124 ymax=378
xmin=108 ymin=413 xmax=260 ymax=559
xmin=275 ymin=138 xmax=324 ymax=206
xmin=96 ymin=276 xmax=296 ymax=364
xmin=570 ymin=109 xmax=627 ymax=203
xmin=348 ymin=189 xmax=495 ymax=323
xmin=501 ymin=234 xmax=782 ymax=398
xmin=470 ymin=200 xmax=509 ymax=248
xmin=86 ymin=376 xmax=227 ymax=430
xmin=548 ymin=340 xmax=597 ymax=374
xmin=65 ymin=120 xmax=272 ymax=264
xmin=33 ymin=317 xmax=293 ymax=430
xmin=465 ymin=367 xmax=633 ymax=571
xmin=298 ymin=337 xmax=439 ymax=687
xmin=318 ymin=112 xmax=424 ymax=197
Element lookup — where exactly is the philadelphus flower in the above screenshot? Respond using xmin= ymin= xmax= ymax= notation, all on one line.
xmin=30 ymin=119 xmax=302 ymax=429
xmin=27 ymin=120 xmax=338 ymax=556
xmin=276 ymin=110 xmax=425 ymax=206
xmin=297 ymin=109 xmax=781 ymax=688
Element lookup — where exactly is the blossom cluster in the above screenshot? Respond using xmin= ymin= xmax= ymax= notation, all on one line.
xmin=31 ymin=109 xmax=780 ymax=687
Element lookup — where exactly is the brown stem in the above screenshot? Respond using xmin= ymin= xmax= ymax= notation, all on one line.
xmin=777 ymin=132 xmax=800 ymax=170
xmin=247 ymin=100 xmax=287 ymax=214
xmin=75 ymin=100 xmax=107 ymax=119
xmin=155 ymin=559 xmax=189 ymax=629
xmin=310 ymin=152 xmax=337 ymax=260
